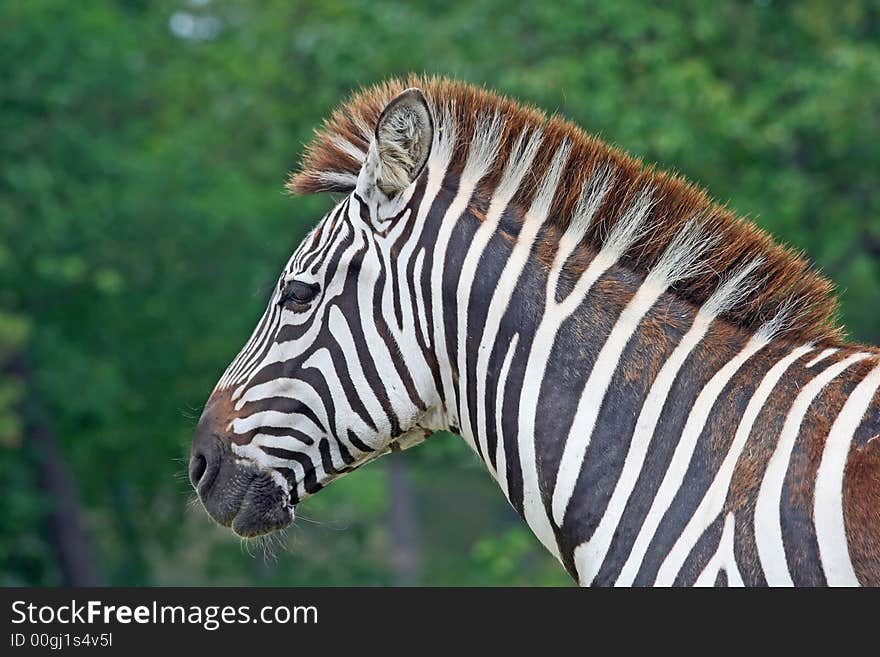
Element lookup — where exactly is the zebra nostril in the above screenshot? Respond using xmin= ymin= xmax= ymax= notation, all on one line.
xmin=189 ymin=453 xmax=208 ymax=488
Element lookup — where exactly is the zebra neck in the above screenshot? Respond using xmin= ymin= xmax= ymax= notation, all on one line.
xmin=425 ymin=200 xmax=867 ymax=581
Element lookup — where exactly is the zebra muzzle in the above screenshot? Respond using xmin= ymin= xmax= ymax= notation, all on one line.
xmin=190 ymin=404 xmax=294 ymax=538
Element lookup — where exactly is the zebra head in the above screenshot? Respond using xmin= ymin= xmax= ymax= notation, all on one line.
xmin=190 ymin=89 xmax=443 ymax=537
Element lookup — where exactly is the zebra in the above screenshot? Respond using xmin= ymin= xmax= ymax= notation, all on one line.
xmin=190 ymin=76 xmax=880 ymax=586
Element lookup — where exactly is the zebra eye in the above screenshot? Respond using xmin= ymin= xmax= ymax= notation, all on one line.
xmin=279 ymin=280 xmax=320 ymax=307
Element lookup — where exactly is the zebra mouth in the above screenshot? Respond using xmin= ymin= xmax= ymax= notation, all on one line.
xmin=191 ymin=436 xmax=294 ymax=538
xmin=227 ymin=467 xmax=295 ymax=538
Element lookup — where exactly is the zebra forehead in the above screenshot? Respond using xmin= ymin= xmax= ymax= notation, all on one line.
xmin=287 ymin=74 xmax=845 ymax=345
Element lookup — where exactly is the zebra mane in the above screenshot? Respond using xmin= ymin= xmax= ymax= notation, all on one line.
xmin=288 ymin=75 xmax=844 ymax=345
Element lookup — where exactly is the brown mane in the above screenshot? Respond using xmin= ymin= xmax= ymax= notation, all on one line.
xmin=288 ymin=75 xmax=846 ymax=345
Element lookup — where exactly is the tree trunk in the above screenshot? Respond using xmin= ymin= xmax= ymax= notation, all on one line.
xmin=11 ymin=354 xmax=102 ymax=586
xmin=387 ymin=457 xmax=421 ymax=586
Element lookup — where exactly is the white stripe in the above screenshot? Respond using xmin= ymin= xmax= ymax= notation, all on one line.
xmin=616 ymin=333 xmax=770 ymax=586
xmin=573 ymin=259 xmax=763 ymax=585
xmin=234 ymin=379 xmax=332 ymax=441
xmin=455 ymin=130 xmax=547 ymax=460
xmin=654 ymin=344 xmax=814 ymax=585
xmin=232 ymin=410 xmax=322 ymax=439
xmin=474 ymin=164 xmax=610 ymax=482
xmin=806 ymin=348 xmax=839 ymax=368
xmin=754 ymin=351 xmax=870 ymax=585
xmin=693 ymin=513 xmax=744 ymax=587
xmin=517 ymin=189 xmax=655 ymax=559
xmin=516 ymin=253 xmax=617 ymax=558
xmin=225 ymin=302 xmax=280 ymax=391
xmin=235 ymin=378 xmax=310 ymax=411
xmin=430 ymin=193 xmax=475 ymax=435
xmin=493 ymin=333 xmax=519 ymax=501
xmin=814 ymin=359 xmax=880 ymax=586
xmin=552 ymin=219 xmax=715 ymax=526
xmin=392 ymin=113 xmax=455 ymax=358
xmin=371 ymin=111 xmax=451 ymax=413
xmin=300 ymin=347 xmax=378 ymax=453
xmin=325 ymin=309 xmax=392 ymax=439
xmin=252 ymin=432 xmax=314 ymax=449
xmin=551 ymin=280 xmax=668 ymax=525
xmin=376 ymin=223 xmax=435 ymax=407
xmin=430 ymin=120 xmax=496 ymax=445
xmin=413 ymin=248 xmax=431 ymax=349
xmin=574 ymin=313 xmax=712 ymax=585
xmin=355 ymin=225 xmax=419 ymax=424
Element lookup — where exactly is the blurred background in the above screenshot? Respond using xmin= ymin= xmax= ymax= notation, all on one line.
xmin=2 ymin=0 xmax=879 ymax=586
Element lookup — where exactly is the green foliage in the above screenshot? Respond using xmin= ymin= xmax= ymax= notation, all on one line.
xmin=1 ymin=0 xmax=877 ymax=586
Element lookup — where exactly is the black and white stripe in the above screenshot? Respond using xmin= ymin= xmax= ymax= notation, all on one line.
xmin=208 ymin=89 xmax=880 ymax=585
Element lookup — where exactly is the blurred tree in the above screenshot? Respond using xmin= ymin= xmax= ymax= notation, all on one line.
xmin=387 ymin=457 xmax=421 ymax=586
xmin=1 ymin=0 xmax=877 ymax=586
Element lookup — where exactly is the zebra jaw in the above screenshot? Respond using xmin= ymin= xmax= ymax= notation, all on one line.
xmin=224 ymin=428 xmax=431 ymax=529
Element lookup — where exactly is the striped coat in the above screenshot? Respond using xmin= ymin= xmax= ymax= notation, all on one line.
xmin=190 ymin=76 xmax=880 ymax=586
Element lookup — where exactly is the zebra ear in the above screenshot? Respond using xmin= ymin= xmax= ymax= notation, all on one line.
xmin=368 ymin=88 xmax=433 ymax=196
